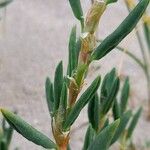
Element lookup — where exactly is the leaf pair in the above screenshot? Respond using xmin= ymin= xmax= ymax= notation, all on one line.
xmin=63 ymin=76 xmax=101 ymax=131
xmin=67 ymin=26 xmax=80 ymax=77
xmin=87 ymin=68 xmax=120 ymax=131
xmin=83 ymin=120 xmax=120 ymax=150
xmin=45 ymin=61 xmax=64 ymax=116
xmin=88 ymin=93 xmax=100 ymax=131
xmin=127 ymin=107 xmax=142 ymax=139
xmin=100 ymin=69 xmax=120 ymax=115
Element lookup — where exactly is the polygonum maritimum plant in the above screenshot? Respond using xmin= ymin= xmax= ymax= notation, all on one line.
xmin=0 ymin=0 xmax=149 ymax=150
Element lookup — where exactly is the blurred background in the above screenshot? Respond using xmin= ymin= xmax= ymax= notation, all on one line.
xmin=0 ymin=0 xmax=150 ymax=149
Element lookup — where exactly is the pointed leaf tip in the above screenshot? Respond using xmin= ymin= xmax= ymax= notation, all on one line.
xmin=1 ymin=109 xmax=57 ymax=149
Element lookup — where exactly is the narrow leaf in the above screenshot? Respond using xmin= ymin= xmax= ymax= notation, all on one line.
xmin=112 ymin=99 xmax=120 ymax=120
xmin=100 ymin=68 xmax=116 ymax=102
xmin=88 ymin=93 xmax=100 ymax=131
xmin=69 ymin=0 xmax=84 ymax=21
xmin=88 ymin=119 xmax=120 ymax=150
xmin=67 ymin=26 xmax=77 ymax=76
xmin=59 ymin=82 xmax=68 ymax=111
xmin=45 ymin=77 xmax=54 ymax=115
xmin=110 ymin=110 xmax=132 ymax=145
xmin=91 ymin=0 xmax=150 ymax=60
xmin=82 ymin=125 xmax=95 ymax=150
xmin=1 ymin=109 xmax=56 ymax=149
xmin=5 ymin=126 xmax=14 ymax=146
xmin=54 ymin=61 xmax=63 ymax=112
xmin=120 ymin=77 xmax=130 ymax=114
xmin=105 ymin=68 xmax=116 ymax=94
xmin=101 ymin=77 xmax=120 ymax=114
xmin=63 ymin=76 xmax=101 ymax=130
xmin=127 ymin=107 xmax=142 ymax=139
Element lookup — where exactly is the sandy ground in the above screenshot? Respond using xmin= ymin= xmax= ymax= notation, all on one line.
xmin=0 ymin=0 xmax=150 ymax=149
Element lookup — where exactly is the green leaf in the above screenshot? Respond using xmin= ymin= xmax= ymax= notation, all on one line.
xmin=82 ymin=125 xmax=95 ymax=150
xmin=106 ymin=0 xmax=118 ymax=5
xmin=88 ymin=93 xmax=100 ymax=131
xmin=110 ymin=110 xmax=132 ymax=145
xmin=105 ymin=68 xmax=116 ymax=94
xmin=57 ymin=82 xmax=68 ymax=123
xmin=0 ymin=0 xmax=12 ymax=8
xmin=112 ymin=99 xmax=120 ymax=120
xmin=69 ymin=0 xmax=84 ymax=21
xmin=127 ymin=107 xmax=142 ymax=139
xmin=88 ymin=119 xmax=120 ymax=150
xmin=100 ymin=68 xmax=116 ymax=102
xmin=120 ymin=77 xmax=130 ymax=114
xmin=101 ymin=77 xmax=120 ymax=115
xmin=63 ymin=76 xmax=101 ymax=130
xmin=67 ymin=26 xmax=77 ymax=76
xmin=59 ymin=82 xmax=68 ymax=111
xmin=45 ymin=77 xmax=54 ymax=115
xmin=54 ymin=61 xmax=63 ymax=112
xmin=91 ymin=0 xmax=150 ymax=60
xmin=1 ymin=109 xmax=57 ymax=149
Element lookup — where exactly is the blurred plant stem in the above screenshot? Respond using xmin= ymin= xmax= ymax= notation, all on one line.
xmin=124 ymin=0 xmax=150 ymax=120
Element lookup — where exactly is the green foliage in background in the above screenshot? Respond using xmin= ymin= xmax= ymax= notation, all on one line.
xmin=86 ymin=69 xmax=142 ymax=149
xmin=0 ymin=0 xmax=12 ymax=8
xmin=0 ymin=115 xmax=14 ymax=150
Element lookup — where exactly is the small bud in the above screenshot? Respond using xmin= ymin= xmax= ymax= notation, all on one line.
xmin=84 ymin=0 xmax=106 ymax=34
